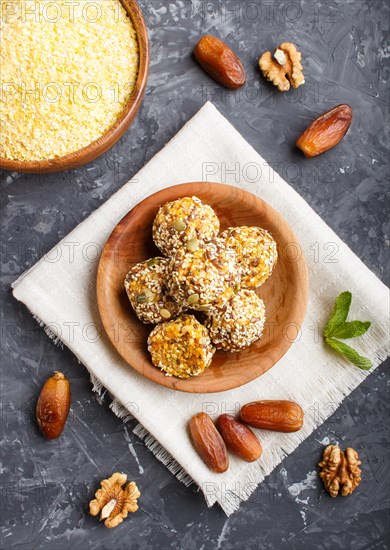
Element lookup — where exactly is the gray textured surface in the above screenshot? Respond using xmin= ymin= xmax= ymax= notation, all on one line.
xmin=1 ymin=1 xmax=389 ymax=549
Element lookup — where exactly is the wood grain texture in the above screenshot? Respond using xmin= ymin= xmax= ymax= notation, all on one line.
xmin=0 ymin=0 xmax=149 ymax=174
xmin=97 ymin=182 xmax=309 ymax=393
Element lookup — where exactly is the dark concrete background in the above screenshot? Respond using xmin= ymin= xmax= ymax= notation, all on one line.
xmin=1 ymin=1 xmax=389 ymax=549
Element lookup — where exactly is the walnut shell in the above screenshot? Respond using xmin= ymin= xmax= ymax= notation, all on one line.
xmin=318 ymin=445 xmax=362 ymax=498
xmin=259 ymin=42 xmax=304 ymax=92
xmin=89 ymin=472 xmax=140 ymax=528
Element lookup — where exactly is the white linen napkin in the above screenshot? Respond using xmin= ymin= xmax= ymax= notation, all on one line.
xmin=12 ymin=102 xmax=389 ymax=515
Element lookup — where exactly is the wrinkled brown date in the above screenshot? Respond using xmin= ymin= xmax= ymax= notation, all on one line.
xmin=240 ymin=400 xmax=304 ymax=433
xmin=188 ymin=412 xmax=229 ymax=473
xmin=296 ymin=104 xmax=352 ymax=157
xmin=194 ymin=35 xmax=246 ymax=89
xmin=216 ymin=414 xmax=262 ymax=462
xmin=36 ymin=371 xmax=71 ymax=439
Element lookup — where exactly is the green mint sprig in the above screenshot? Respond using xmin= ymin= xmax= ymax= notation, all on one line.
xmin=324 ymin=291 xmax=372 ymax=370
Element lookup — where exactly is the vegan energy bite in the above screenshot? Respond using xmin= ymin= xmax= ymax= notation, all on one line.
xmin=167 ymin=238 xmax=240 ymax=312
xmin=124 ymin=258 xmax=182 ymax=324
xmin=205 ymin=290 xmax=266 ymax=352
xmin=221 ymin=226 xmax=277 ymax=289
xmin=147 ymin=315 xmax=215 ymax=378
xmin=152 ymin=196 xmax=220 ymax=257
xmin=124 ymin=196 xmax=278 ymax=380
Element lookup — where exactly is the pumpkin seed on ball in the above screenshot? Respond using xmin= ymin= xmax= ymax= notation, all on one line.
xmin=136 ymin=293 xmax=147 ymax=304
xmin=197 ymin=304 xmax=212 ymax=312
xmin=172 ymin=219 xmax=187 ymax=232
xmin=160 ymin=308 xmax=172 ymax=319
xmin=187 ymin=239 xmax=200 ymax=252
xmin=144 ymin=289 xmax=156 ymax=302
xmin=147 ymin=258 xmax=159 ymax=267
xmin=188 ymin=293 xmax=200 ymax=305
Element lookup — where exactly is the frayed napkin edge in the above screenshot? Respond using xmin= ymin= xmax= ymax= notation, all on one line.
xmin=19 ymin=307 xmax=390 ymax=516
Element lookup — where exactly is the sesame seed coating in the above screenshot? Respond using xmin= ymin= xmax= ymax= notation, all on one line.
xmin=124 ymin=258 xmax=183 ymax=324
xmin=205 ymin=290 xmax=266 ymax=352
xmin=167 ymin=238 xmax=241 ymax=313
xmin=147 ymin=314 xmax=215 ymax=378
xmin=220 ymin=226 xmax=278 ymax=289
xmin=152 ymin=196 xmax=220 ymax=257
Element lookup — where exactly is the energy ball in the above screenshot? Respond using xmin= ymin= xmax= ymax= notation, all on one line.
xmin=167 ymin=238 xmax=241 ymax=313
xmin=152 ymin=196 xmax=220 ymax=257
xmin=221 ymin=226 xmax=277 ymax=289
xmin=204 ymin=290 xmax=266 ymax=352
xmin=124 ymin=257 xmax=182 ymax=324
xmin=147 ymin=314 xmax=215 ymax=378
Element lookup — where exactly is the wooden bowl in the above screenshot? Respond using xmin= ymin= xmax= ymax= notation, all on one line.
xmin=97 ymin=182 xmax=309 ymax=393
xmin=0 ymin=0 xmax=149 ymax=174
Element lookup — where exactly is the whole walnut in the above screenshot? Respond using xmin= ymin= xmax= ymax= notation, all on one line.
xmin=318 ymin=445 xmax=362 ymax=498
xmin=89 ymin=472 xmax=140 ymax=528
xmin=259 ymin=42 xmax=304 ymax=91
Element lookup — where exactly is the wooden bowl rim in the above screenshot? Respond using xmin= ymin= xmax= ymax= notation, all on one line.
xmin=0 ymin=0 xmax=149 ymax=174
xmin=97 ymin=182 xmax=310 ymax=393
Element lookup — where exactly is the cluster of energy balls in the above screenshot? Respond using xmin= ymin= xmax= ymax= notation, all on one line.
xmin=124 ymin=196 xmax=277 ymax=379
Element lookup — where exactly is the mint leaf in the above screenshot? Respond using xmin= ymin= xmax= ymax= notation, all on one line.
xmin=325 ymin=338 xmax=372 ymax=370
xmin=330 ymin=321 xmax=371 ymax=339
xmin=324 ymin=291 xmax=352 ymax=337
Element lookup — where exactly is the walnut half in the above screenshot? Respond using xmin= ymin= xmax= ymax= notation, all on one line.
xmin=89 ymin=472 xmax=140 ymax=528
xmin=318 ymin=445 xmax=362 ymax=498
xmin=259 ymin=42 xmax=305 ymax=92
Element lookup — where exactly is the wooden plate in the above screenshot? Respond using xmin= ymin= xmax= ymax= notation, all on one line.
xmin=0 ymin=0 xmax=149 ymax=173
xmin=97 ymin=182 xmax=309 ymax=393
